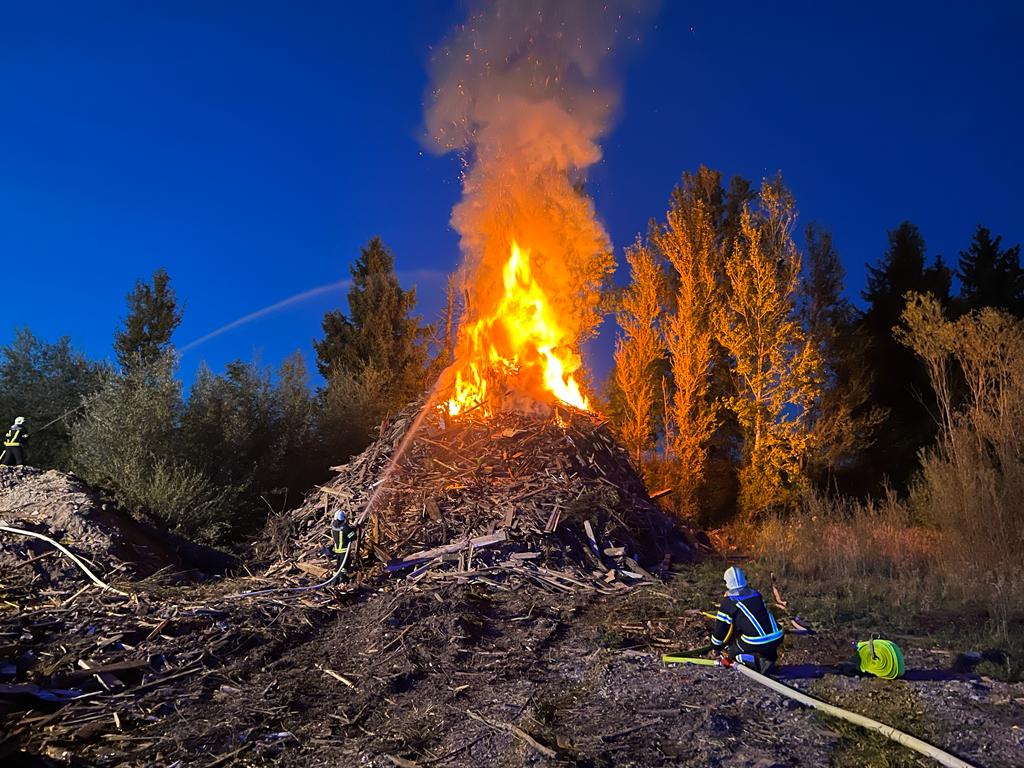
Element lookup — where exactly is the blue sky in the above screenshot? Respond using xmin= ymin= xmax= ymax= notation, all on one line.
xmin=2 ymin=1 xmax=1021 ymax=387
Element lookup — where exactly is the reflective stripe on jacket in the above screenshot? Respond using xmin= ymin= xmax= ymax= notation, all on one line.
xmin=711 ymin=587 xmax=783 ymax=647
xmin=3 ymin=428 xmax=27 ymax=447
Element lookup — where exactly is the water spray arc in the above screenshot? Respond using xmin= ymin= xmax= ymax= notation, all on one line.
xmin=35 ymin=280 xmax=353 ymax=434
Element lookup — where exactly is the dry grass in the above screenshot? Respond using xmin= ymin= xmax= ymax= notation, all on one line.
xmin=734 ymin=303 xmax=1024 ymax=678
xmin=737 ymin=484 xmax=1024 ymax=678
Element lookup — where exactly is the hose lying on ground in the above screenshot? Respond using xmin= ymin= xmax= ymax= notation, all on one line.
xmin=222 ymin=545 xmax=351 ymax=600
xmin=0 ymin=523 xmax=131 ymax=598
xmin=731 ymin=663 xmax=974 ymax=768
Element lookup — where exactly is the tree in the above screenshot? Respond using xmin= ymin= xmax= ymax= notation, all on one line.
xmin=653 ymin=171 xmax=721 ymax=516
xmin=613 ymin=238 xmax=664 ymax=467
xmin=0 ymin=329 xmax=108 ymax=469
xmin=717 ymin=178 xmax=821 ymax=517
xmin=861 ymin=222 xmax=951 ymax=486
xmin=800 ymin=225 xmax=884 ymax=488
xmin=314 ymin=237 xmax=430 ymax=408
xmin=274 ymin=351 xmax=324 ymax=496
xmin=184 ymin=360 xmax=278 ymax=495
xmin=956 ymin=225 xmax=1024 ymax=316
xmin=114 ymin=268 xmax=183 ymax=373
xmin=70 ymin=354 xmax=234 ymax=542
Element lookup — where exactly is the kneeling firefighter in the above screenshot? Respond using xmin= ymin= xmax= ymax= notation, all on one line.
xmin=710 ymin=566 xmax=784 ymax=674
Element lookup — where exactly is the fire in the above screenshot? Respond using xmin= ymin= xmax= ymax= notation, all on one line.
xmin=447 ymin=240 xmax=590 ymax=416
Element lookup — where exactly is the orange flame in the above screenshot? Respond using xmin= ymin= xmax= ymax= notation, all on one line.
xmin=448 ymin=240 xmax=590 ymax=416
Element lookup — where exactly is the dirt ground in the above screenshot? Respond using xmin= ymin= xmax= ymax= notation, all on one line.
xmin=3 ymin=565 xmax=1022 ymax=768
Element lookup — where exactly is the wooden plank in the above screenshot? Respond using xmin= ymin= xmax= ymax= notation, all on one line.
xmin=58 ymin=659 xmax=149 ymax=683
xmin=386 ymin=531 xmax=507 ymax=571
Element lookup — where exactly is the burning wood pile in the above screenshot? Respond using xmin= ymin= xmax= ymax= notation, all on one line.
xmin=278 ymin=400 xmax=696 ymax=593
xmin=267 ymin=0 xmax=708 ymax=592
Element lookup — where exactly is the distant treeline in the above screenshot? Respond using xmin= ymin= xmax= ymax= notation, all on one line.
xmin=0 ymin=237 xmax=451 ymax=543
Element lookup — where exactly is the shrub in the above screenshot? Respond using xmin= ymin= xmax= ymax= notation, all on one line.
xmin=70 ymin=356 xmax=236 ymax=543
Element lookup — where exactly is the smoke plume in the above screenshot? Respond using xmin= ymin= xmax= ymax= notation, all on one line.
xmin=427 ymin=0 xmax=650 ymax=411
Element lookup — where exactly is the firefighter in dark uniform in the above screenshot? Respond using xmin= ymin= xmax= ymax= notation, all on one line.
xmin=1 ymin=417 xmax=29 ymax=466
xmin=710 ymin=566 xmax=784 ymax=674
xmin=330 ymin=508 xmax=357 ymax=573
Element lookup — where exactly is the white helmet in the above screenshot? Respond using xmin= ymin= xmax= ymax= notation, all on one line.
xmin=724 ymin=566 xmax=747 ymax=591
xmin=13 ymin=416 xmax=25 ymax=426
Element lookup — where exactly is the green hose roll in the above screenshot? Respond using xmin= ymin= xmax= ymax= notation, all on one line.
xmin=856 ymin=639 xmax=905 ymax=679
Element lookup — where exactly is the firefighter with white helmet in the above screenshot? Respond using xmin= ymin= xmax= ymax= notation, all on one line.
xmin=1 ymin=417 xmax=30 ymax=466
xmin=710 ymin=566 xmax=784 ymax=674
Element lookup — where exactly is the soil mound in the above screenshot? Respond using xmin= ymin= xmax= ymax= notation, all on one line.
xmin=0 ymin=466 xmax=189 ymax=586
xmin=278 ymin=402 xmax=697 ymax=589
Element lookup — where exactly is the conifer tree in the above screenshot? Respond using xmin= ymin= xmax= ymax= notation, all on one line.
xmin=717 ymin=178 xmax=821 ymax=517
xmin=801 ymin=225 xmax=883 ymax=487
xmin=613 ymin=238 xmax=664 ymax=467
xmin=861 ymin=221 xmax=951 ymax=485
xmin=114 ymin=268 xmax=183 ymax=374
xmin=957 ymin=225 xmax=1024 ymax=316
xmin=314 ymin=237 xmax=431 ymax=408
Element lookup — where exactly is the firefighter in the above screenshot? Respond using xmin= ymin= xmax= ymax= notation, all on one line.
xmin=330 ymin=508 xmax=357 ymax=572
xmin=1 ymin=416 xmax=29 ymax=466
xmin=710 ymin=566 xmax=784 ymax=674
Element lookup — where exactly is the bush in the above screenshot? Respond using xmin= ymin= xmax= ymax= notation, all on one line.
xmin=133 ymin=457 xmax=237 ymax=543
xmin=320 ymin=362 xmax=393 ymax=459
xmin=70 ymin=356 xmax=237 ymax=543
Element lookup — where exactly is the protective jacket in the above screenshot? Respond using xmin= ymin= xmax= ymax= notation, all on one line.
xmin=711 ymin=586 xmax=783 ymax=650
xmin=1 ymin=425 xmax=29 ymax=466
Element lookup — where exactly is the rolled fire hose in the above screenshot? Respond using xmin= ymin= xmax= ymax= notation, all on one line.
xmin=857 ymin=638 xmax=905 ymax=679
xmin=0 ymin=523 xmax=131 ymax=597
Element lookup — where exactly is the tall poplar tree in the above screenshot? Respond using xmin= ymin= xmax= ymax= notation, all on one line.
xmin=717 ymin=178 xmax=821 ymax=517
xmin=613 ymin=238 xmax=664 ymax=467
xmin=654 ymin=171 xmax=721 ymax=516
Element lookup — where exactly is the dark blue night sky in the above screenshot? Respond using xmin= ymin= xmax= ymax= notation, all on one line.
xmin=2 ymin=1 xmax=1021 ymax=387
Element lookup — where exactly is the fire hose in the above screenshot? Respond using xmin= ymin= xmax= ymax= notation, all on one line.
xmin=221 ymin=545 xmax=351 ymax=600
xmin=0 ymin=523 xmax=131 ymax=597
xmin=856 ymin=638 xmax=905 ymax=679
xmin=663 ymin=653 xmax=975 ymax=768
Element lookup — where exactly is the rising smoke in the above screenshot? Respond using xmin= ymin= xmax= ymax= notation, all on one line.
xmin=426 ymin=0 xmax=653 ymax=408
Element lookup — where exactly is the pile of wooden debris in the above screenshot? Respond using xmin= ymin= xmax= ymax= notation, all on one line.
xmin=272 ymin=401 xmax=699 ymax=592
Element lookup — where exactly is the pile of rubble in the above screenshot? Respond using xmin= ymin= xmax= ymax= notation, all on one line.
xmin=0 ymin=466 xmax=236 ymax=597
xmin=276 ymin=401 xmax=699 ymax=592
xmin=0 ymin=466 xmax=193 ymax=590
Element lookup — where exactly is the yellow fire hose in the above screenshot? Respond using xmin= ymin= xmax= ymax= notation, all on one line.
xmin=857 ymin=638 xmax=905 ymax=679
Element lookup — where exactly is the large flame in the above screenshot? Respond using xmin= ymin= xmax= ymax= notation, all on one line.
xmin=448 ymin=240 xmax=590 ymax=416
